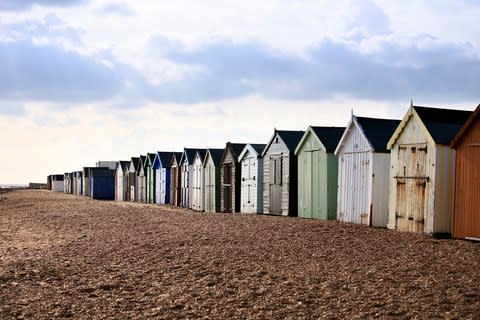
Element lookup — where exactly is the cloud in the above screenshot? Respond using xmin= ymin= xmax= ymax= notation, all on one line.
xmin=146 ymin=36 xmax=480 ymax=104
xmin=0 ymin=40 xmax=127 ymax=102
xmin=2 ymin=13 xmax=85 ymax=49
xmin=97 ymin=2 xmax=135 ymax=16
xmin=0 ymin=0 xmax=89 ymax=11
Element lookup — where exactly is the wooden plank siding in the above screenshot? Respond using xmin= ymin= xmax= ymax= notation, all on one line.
xmin=262 ymin=131 xmax=304 ymax=216
xmin=170 ymin=154 xmax=182 ymax=206
xmin=239 ymin=144 xmax=266 ymax=214
xmin=203 ymin=148 xmax=223 ymax=213
xmin=220 ymin=147 xmax=238 ymax=212
xmin=451 ymin=105 xmax=480 ymax=240
xmin=387 ymin=105 xmax=472 ymax=234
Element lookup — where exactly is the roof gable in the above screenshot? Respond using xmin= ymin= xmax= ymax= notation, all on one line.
xmin=262 ymin=130 xmax=304 ymax=156
xmin=129 ymin=157 xmax=139 ymax=172
xmin=170 ymin=152 xmax=182 ymax=167
xmin=295 ymin=126 xmax=344 ymax=155
xmin=203 ymin=148 xmax=224 ymax=167
xmin=146 ymin=153 xmax=156 ymax=167
xmin=137 ymin=155 xmax=146 ymax=171
xmin=238 ymin=144 xmax=267 ymax=161
xmin=182 ymin=148 xmax=207 ymax=165
xmin=388 ymin=105 xmax=473 ymax=148
xmin=451 ymin=104 xmax=480 ymax=148
xmin=220 ymin=142 xmax=247 ymax=164
xmin=153 ymin=152 xmax=177 ymax=169
xmin=336 ymin=116 xmax=400 ymax=154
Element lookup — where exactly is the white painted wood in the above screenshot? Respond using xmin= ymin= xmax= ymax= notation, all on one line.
xmin=192 ymin=154 xmax=204 ymax=211
xmin=155 ymin=169 xmax=162 ymax=204
xmin=336 ymin=118 xmax=392 ymax=227
xmin=239 ymin=145 xmax=264 ymax=213
xmin=115 ymin=164 xmax=124 ymax=201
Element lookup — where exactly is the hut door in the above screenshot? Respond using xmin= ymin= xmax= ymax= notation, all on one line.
xmin=205 ymin=165 xmax=212 ymax=211
xmin=181 ymin=165 xmax=189 ymax=207
xmin=395 ymin=144 xmax=428 ymax=233
xmin=223 ymin=163 xmax=233 ymax=212
xmin=269 ymin=156 xmax=283 ymax=214
xmin=155 ymin=169 xmax=162 ymax=204
xmin=129 ymin=172 xmax=136 ymax=201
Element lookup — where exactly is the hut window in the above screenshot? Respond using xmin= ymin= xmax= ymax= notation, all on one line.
xmin=275 ymin=137 xmax=279 ymax=143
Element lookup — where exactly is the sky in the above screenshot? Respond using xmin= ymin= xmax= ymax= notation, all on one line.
xmin=1 ymin=0 xmax=479 ymax=184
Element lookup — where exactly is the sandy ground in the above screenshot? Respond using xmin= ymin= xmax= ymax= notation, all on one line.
xmin=0 ymin=190 xmax=479 ymax=319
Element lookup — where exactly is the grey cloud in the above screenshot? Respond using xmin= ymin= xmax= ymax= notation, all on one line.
xmin=0 ymin=0 xmax=89 ymax=11
xmin=0 ymin=40 xmax=126 ymax=102
xmin=146 ymin=36 xmax=480 ymax=104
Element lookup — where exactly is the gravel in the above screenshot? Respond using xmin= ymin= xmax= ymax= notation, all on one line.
xmin=1 ymin=190 xmax=479 ymax=319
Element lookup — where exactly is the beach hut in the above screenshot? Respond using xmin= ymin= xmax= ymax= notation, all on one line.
xmin=88 ymin=167 xmax=115 ymax=200
xmin=262 ymin=130 xmax=304 ymax=216
xmin=82 ymin=167 xmax=93 ymax=196
xmin=127 ymin=157 xmax=139 ymax=202
xmin=387 ymin=104 xmax=472 ymax=235
xmin=73 ymin=171 xmax=83 ymax=195
xmin=203 ymin=148 xmax=224 ymax=213
xmin=51 ymin=174 xmax=64 ymax=192
xmin=180 ymin=148 xmax=207 ymax=209
xmin=170 ymin=153 xmax=182 ymax=206
xmin=153 ymin=152 xmax=178 ymax=205
xmin=64 ymin=173 xmax=69 ymax=194
xmin=47 ymin=175 xmax=52 ymax=190
xmin=450 ymin=104 xmax=480 ymax=240
xmin=295 ymin=127 xmax=345 ymax=220
xmin=115 ymin=161 xmax=130 ymax=201
xmin=238 ymin=144 xmax=266 ymax=214
xmin=145 ymin=153 xmax=157 ymax=204
xmin=192 ymin=150 xmax=207 ymax=211
xmin=136 ymin=155 xmax=147 ymax=203
xmin=220 ymin=143 xmax=248 ymax=213
xmin=335 ymin=116 xmax=400 ymax=226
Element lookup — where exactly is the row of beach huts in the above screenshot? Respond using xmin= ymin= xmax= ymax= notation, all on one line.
xmin=47 ymin=103 xmax=480 ymax=241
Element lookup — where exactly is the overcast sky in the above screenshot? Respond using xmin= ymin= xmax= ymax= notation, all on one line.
xmin=1 ymin=0 xmax=479 ymax=184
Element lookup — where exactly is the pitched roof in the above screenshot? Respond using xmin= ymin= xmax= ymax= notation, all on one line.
xmin=310 ymin=127 xmax=346 ymax=152
xmin=414 ymin=106 xmax=472 ymax=145
xmin=170 ymin=152 xmax=183 ymax=166
xmin=206 ymin=148 xmax=225 ymax=166
xmin=118 ymin=160 xmax=130 ymax=172
xmin=251 ymin=144 xmax=266 ymax=154
xmin=195 ymin=149 xmax=207 ymax=163
xmin=450 ymin=104 xmax=480 ymax=148
xmin=276 ymin=130 xmax=305 ymax=151
xmin=154 ymin=152 xmax=178 ymax=168
xmin=183 ymin=148 xmax=207 ymax=164
xmin=146 ymin=153 xmax=156 ymax=166
xmin=355 ymin=117 xmax=401 ymax=152
xmin=136 ymin=155 xmax=146 ymax=171
xmin=130 ymin=157 xmax=139 ymax=170
xmin=229 ymin=143 xmax=247 ymax=158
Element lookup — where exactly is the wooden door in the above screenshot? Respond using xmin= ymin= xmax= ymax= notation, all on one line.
xmin=241 ymin=157 xmax=256 ymax=212
xmin=155 ymin=170 xmax=161 ymax=204
xmin=269 ymin=156 xmax=283 ymax=214
xmin=223 ymin=163 xmax=232 ymax=213
xmin=205 ymin=165 xmax=212 ymax=211
xmin=395 ymin=144 xmax=428 ymax=233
